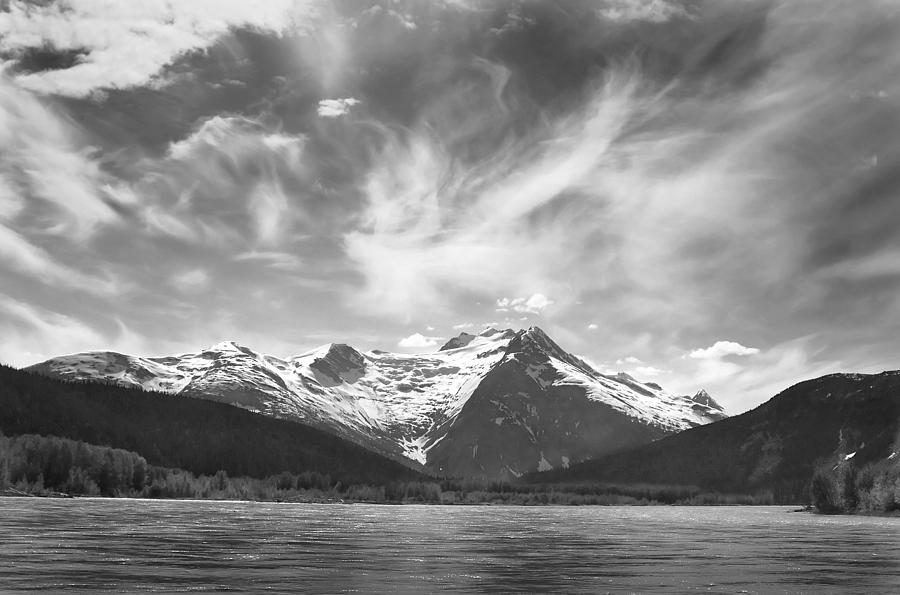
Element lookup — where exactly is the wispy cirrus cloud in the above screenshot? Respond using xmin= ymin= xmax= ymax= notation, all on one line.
xmin=138 ymin=115 xmax=308 ymax=248
xmin=0 ymin=224 xmax=121 ymax=296
xmin=343 ymin=63 xmax=648 ymax=318
xmin=0 ymin=77 xmax=116 ymax=236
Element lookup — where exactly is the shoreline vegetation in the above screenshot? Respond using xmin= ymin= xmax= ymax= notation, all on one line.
xmin=810 ymin=447 xmax=900 ymax=516
xmin=4 ymin=431 xmax=898 ymax=513
xmin=0 ymin=431 xmax=780 ymax=506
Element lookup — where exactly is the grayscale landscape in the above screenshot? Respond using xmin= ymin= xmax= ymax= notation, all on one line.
xmin=1 ymin=0 xmax=899 ymax=592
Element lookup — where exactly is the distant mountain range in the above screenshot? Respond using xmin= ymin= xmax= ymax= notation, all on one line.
xmin=10 ymin=331 xmax=900 ymax=504
xmin=28 ymin=327 xmax=725 ymax=479
xmin=534 ymin=371 xmax=900 ymax=501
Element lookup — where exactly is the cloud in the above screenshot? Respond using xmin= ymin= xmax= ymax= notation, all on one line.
xmin=358 ymin=6 xmax=418 ymax=31
xmin=576 ymin=354 xmax=605 ymax=372
xmin=689 ymin=341 xmax=761 ymax=360
xmin=816 ymin=249 xmax=900 ymax=282
xmin=587 ymin=323 xmax=598 ymax=330
xmin=317 ymin=98 xmax=360 ymax=118
xmin=0 ymin=77 xmax=116 ymax=236
xmin=633 ymin=365 xmax=665 ymax=378
xmin=167 ymin=116 xmax=305 ymax=164
xmin=0 ymin=224 xmax=120 ymax=296
xmin=616 ymin=356 xmax=643 ymax=365
xmin=233 ymin=251 xmax=303 ymax=271
xmin=0 ymin=293 xmax=105 ymax=367
xmin=167 ymin=116 xmax=243 ymax=160
xmin=661 ymin=337 xmax=854 ymax=414
xmin=597 ymin=0 xmax=690 ymax=24
xmin=398 ymin=332 xmax=441 ymax=349
xmin=248 ymin=180 xmax=291 ymax=246
xmin=489 ymin=5 xmax=536 ymax=36
xmin=0 ymin=0 xmax=321 ymax=97
xmin=0 ymin=175 xmax=23 ymax=221
xmin=140 ymin=115 xmax=307 ymax=248
xmin=170 ymin=269 xmax=210 ymax=293
xmin=452 ymin=322 xmax=475 ymax=330
xmin=496 ymin=294 xmax=554 ymax=314
xmin=342 ymin=60 xmax=648 ymax=318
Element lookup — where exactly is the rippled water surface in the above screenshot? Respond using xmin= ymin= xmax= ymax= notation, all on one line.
xmin=1 ymin=499 xmax=899 ymax=593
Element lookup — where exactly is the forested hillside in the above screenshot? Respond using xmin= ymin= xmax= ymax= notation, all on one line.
xmin=532 ymin=371 xmax=900 ymax=503
xmin=0 ymin=365 xmax=423 ymax=486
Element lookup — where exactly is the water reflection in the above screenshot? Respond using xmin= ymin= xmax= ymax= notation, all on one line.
xmin=1 ymin=499 xmax=898 ymax=593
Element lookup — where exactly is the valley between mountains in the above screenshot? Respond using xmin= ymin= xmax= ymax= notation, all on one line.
xmin=28 ymin=326 xmax=725 ymax=479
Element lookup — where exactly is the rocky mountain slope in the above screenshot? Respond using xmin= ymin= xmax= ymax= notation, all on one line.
xmin=533 ymin=370 xmax=900 ymax=501
xmin=28 ymin=327 xmax=725 ymax=478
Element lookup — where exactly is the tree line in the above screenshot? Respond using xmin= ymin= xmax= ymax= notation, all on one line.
xmin=0 ymin=431 xmax=778 ymax=505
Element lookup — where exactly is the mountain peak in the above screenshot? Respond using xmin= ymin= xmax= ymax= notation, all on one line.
xmin=507 ymin=325 xmax=568 ymax=361
xmin=206 ymin=340 xmax=248 ymax=353
xmin=442 ymin=328 xmax=518 ymax=351
xmin=689 ymin=388 xmax=726 ymax=416
xmin=308 ymin=343 xmax=366 ymax=386
xmin=523 ymin=326 xmax=558 ymax=346
xmin=440 ymin=332 xmax=476 ymax=351
xmin=691 ymin=388 xmax=715 ymax=406
xmin=323 ymin=342 xmax=363 ymax=359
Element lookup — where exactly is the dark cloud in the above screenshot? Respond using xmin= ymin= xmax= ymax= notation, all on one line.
xmin=7 ymin=44 xmax=90 ymax=74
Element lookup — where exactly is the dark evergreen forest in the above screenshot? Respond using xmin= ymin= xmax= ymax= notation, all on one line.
xmin=0 ymin=364 xmax=422 ymax=486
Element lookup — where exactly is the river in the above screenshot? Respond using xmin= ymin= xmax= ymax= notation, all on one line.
xmin=1 ymin=499 xmax=898 ymax=593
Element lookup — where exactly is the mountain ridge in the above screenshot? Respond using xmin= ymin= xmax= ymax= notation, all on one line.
xmin=531 ymin=369 xmax=900 ymax=501
xmin=28 ymin=326 xmax=726 ymax=478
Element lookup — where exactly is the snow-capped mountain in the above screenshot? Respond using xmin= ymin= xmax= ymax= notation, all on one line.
xmin=28 ymin=327 xmax=726 ymax=478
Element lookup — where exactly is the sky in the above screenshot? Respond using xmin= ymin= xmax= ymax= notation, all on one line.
xmin=2 ymin=0 xmax=900 ymax=413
